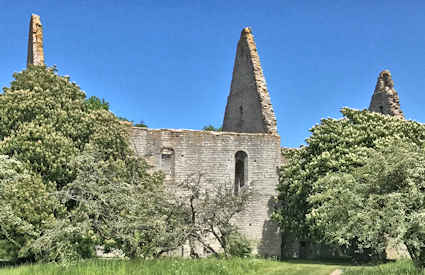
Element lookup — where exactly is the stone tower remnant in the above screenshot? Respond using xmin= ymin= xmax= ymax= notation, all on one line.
xmin=27 ymin=14 xmax=44 ymax=67
xmin=222 ymin=27 xmax=278 ymax=134
xmin=368 ymin=70 xmax=404 ymax=118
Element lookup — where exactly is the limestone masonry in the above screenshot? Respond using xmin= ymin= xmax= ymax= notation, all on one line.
xmin=27 ymin=14 xmax=44 ymax=67
xmin=369 ymin=70 xmax=404 ymax=118
xmin=25 ymin=14 xmax=405 ymax=258
xmin=222 ymin=27 xmax=278 ymax=134
xmin=129 ymin=26 xmax=282 ymax=256
xmin=130 ymin=128 xmax=281 ymax=256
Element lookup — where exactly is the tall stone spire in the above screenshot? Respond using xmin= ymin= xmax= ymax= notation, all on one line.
xmin=222 ymin=27 xmax=278 ymax=134
xmin=368 ymin=70 xmax=404 ymax=118
xmin=27 ymin=14 xmax=44 ymax=66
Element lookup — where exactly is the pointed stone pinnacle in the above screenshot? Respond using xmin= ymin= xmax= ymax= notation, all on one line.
xmin=241 ymin=27 xmax=252 ymax=35
xmin=222 ymin=27 xmax=278 ymax=134
xmin=27 ymin=14 xmax=44 ymax=67
xmin=368 ymin=70 xmax=404 ymax=118
xmin=375 ymin=70 xmax=394 ymax=91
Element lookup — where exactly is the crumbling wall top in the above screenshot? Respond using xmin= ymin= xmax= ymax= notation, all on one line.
xmin=27 ymin=14 xmax=44 ymax=67
xmin=222 ymin=27 xmax=278 ymax=135
xmin=368 ymin=70 xmax=404 ymax=118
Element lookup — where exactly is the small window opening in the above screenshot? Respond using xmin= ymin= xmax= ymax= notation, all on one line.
xmin=234 ymin=151 xmax=248 ymax=195
xmin=160 ymin=148 xmax=175 ymax=179
xmin=379 ymin=106 xmax=384 ymax=113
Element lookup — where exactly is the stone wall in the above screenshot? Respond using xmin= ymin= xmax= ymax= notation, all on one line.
xmin=222 ymin=28 xmax=277 ymax=134
xmin=27 ymin=14 xmax=44 ymax=66
xmin=368 ymin=70 xmax=404 ymax=118
xmin=129 ymin=127 xmax=282 ymax=257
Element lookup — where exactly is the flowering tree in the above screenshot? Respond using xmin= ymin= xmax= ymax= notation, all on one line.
xmin=274 ymin=108 xmax=425 ymax=265
xmin=0 ymin=66 xmax=166 ymax=263
xmin=309 ymin=141 xmax=425 ymax=269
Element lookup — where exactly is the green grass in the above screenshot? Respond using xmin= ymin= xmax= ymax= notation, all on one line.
xmin=0 ymin=258 xmax=350 ymax=275
xmin=4 ymin=257 xmax=424 ymax=275
xmin=344 ymin=260 xmax=425 ymax=274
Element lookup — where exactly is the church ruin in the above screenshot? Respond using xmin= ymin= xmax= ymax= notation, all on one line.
xmin=27 ymin=14 xmax=44 ymax=67
xmin=24 ymin=14 xmax=404 ymax=258
xmin=368 ymin=70 xmax=404 ymax=118
xmin=128 ymin=26 xmax=282 ymax=257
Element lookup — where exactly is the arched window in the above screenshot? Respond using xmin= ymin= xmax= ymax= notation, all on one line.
xmin=234 ymin=151 xmax=248 ymax=195
xmin=160 ymin=148 xmax=175 ymax=179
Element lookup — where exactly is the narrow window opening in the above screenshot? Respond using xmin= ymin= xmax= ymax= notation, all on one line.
xmin=379 ymin=105 xmax=384 ymax=113
xmin=160 ymin=148 xmax=175 ymax=179
xmin=234 ymin=151 xmax=248 ymax=195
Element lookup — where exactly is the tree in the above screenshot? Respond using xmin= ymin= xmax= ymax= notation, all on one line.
xmin=28 ymin=150 xmax=183 ymax=262
xmin=309 ymin=140 xmax=425 ymax=269
xmin=273 ymin=108 xmax=425 ymax=262
xmin=134 ymin=121 xmax=148 ymax=128
xmin=202 ymin=125 xmax=222 ymax=131
xmin=0 ymin=65 xmax=164 ymax=263
xmin=176 ymin=173 xmax=254 ymax=258
xmin=0 ymin=65 xmax=131 ymax=189
xmin=84 ymin=96 xmax=110 ymax=111
xmin=0 ymin=155 xmax=64 ymax=262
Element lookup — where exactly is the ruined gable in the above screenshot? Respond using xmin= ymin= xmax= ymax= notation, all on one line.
xmin=129 ymin=128 xmax=282 ymax=256
xmin=27 ymin=14 xmax=44 ymax=66
xmin=222 ymin=28 xmax=278 ymax=134
xmin=368 ymin=70 xmax=404 ymax=118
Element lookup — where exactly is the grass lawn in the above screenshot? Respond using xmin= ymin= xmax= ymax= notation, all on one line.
xmin=344 ymin=260 xmax=425 ymax=274
xmin=0 ymin=258 xmax=351 ymax=275
xmin=2 ymin=257 xmax=424 ymax=274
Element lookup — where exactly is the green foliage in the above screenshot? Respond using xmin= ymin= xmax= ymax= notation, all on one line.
xmin=227 ymin=232 xmax=252 ymax=258
xmin=202 ymin=125 xmax=222 ymax=131
xmin=28 ymin=150 xmax=176 ymax=262
xmin=117 ymin=116 xmax=131 ymax=122
xmin=0 ymin=155 xmax=64 ymax=262
xmin=0 ymin=65 xmax=164 ymax=263
xmin=309 ymin=141 xmax=425 ymax=268
xmin=177 ymin=173 xmax=255 ymax=258
xmin=134 ymin=121 xmax=148 ymax=128
xmin=84 ymin=96 xmax=110 ymax=111
xmin=0 ymin=65 xmax=130 ymax=189
xmin=274 ymin=108 xmax=425 ymax=264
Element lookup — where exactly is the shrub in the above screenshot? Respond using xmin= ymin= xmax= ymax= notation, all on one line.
xmin=227 ymin=232 xmax=252 ymax=258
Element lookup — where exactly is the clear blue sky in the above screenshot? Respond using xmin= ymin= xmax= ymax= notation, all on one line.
xmin=1 ymin=1 xmax=425 ymax=148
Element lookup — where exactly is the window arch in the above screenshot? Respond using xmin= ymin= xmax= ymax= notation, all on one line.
xmin=234 ymin=151 xmax=248 ymax=195
xmin=160 ymin=148 xmax=175 ymax=179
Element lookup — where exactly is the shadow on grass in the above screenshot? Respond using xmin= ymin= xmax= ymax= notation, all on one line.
xmin=0 ymin=260 xmax=13 ymax=268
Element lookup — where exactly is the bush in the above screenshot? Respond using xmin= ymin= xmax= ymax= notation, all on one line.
xmin=227 ymin=232 xmax=252 ymax=258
